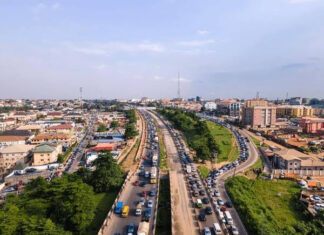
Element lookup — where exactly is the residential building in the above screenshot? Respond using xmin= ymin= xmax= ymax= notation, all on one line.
xmin=32 ymin=143 xmax=62 ymax=166
xmin=298 ymin=117 xmax=324 ymax=134
xmin=245 ymin=99 xmax=269 ymax=108
xmin=0 ymin=144 xmax=35 ymax=173
xmin=242 ymin=106 xmax=276 ymax=129
xmin=276 ymin=105 xmax=314 ymax=118
xmin=289 ymin=97 xmax=303 ymax=105
xmin=31 ymin=134 xmax=75 ymax=146
xmin=46 ymin=124 xmax=73 ymax=134
xmin=203 ymin=102 xmax=217 ymax=110
xmin=273 ymin=149 xmax=324 ymax=171
xmin=0 ymin=136 xmax=27 ymax=148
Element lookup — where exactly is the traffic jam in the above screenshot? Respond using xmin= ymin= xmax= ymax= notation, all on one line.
xmin=166 ymin=116 xmax=250 ymax=235
xmin=113 ymin=111 xmax=159 ymax=235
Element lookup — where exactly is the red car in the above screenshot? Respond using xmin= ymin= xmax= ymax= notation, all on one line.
xmin=142 ymin=191 xmax=147 ymax=197
xmin=134 ymin=181 xmax=140 ymax=186
xmin=220 ymin=206 xmax=227 ymax=212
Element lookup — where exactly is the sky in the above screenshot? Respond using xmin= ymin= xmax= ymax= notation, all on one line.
xmin=0 ymin=0 xmax=324 ymax=100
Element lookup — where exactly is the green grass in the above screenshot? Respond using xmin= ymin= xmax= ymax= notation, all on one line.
xmin=206 ymin=121 xmax=239 ymax=163
xmin=250 ymin=135 xmax=269 ymax=148
xmin=226 ymin=176 xmax=303 ymax=235
xmin=82 ymin=191 xmax=119 ymax=235
xmin=156 ymin=178 xmax=171 ymax=235
xmin=249 ymin=157 xmax=263 ymax=170
xmin=198 ymin=165 xmax=210 ymax=179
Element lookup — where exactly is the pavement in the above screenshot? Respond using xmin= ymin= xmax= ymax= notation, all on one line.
xmin=104 ymin=110 xmax=159 ymax=235
xmin=151 ymin=112 xmax=199 ymax=235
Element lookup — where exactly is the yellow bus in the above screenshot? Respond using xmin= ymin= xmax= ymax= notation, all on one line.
xmin=122 ymin=205 xmax=129 ymax=217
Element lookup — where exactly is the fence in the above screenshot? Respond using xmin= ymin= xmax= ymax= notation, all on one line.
xmin=273 ymin=169 xmax=324 ymax=176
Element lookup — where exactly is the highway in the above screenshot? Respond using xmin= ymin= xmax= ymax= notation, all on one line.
xmin=150 ymin=112 xmax=199 ymax=235
xmin=104 ymin=110 xmax=159 ymax=235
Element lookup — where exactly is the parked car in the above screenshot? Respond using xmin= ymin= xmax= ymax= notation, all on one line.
xmin=199 ymin=212 xmax=206 ymax=221
xmin=203 ymin=227 xmax=212 ymax=235
xmin=205 ymin=206 xmax=212 ymax=215
xmin=134 ymin=180 xmax=140 ymax=186
xmin=127 ymin=222 xmax=135 ymax=233
xmin=225 ymin=201 xmax=233 ymax=208
xmin=202 ymin=197 xmax=210 ymax=204
xmin=147 ymin=200 xmax=153 ymax=208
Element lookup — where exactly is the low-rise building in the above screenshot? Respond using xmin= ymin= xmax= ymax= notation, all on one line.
xmin=0 ymin=144 xmax=35 ymax=173
xmin=273 ymin=149 xmax=324 ymax=171
xmin=276 ymin=105 xmax=313 ymax=118
xmin=203 ymin=102 xmax=217 ymax=110
xmin=32 ymin=143 xmax=62 ymax=166
xmin=46 ymin=124 xmax=73 ymax=134
xmin=0 ymin=136 xmax=27 ymax=148
xmin=298 ymin=117 xmax=324 ymax=134
xmin=31 ymin=134 xmax=75 ymax=146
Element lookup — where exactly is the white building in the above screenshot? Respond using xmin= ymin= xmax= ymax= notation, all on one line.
xmin=203 ymin=102 xmax=217 ymax=110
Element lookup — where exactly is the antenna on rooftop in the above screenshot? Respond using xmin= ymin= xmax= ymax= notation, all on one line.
xmin=256 ymin=91 xmax=260 ymax=99
xmin=177 ymin=72 xmax=181 ymax=99
xmin=286 ymin=92 xmax=289 ymax=101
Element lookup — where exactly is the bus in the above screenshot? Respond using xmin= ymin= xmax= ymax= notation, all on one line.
xmin=150 ymin=167 xmax=157 ymax=184
xmin=225 ymin=211 xmax=233 ymax=225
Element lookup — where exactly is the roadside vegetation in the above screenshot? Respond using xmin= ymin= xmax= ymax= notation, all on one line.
xmin=124 ymin=109 xmax=139 ymax=139
xmin=154 ymin=120 xmax=168 ymax=171
xmin=0 ymin=151 xmax=124 ymax=235
xmin=158 ymin=108 xmax=219 ymax=161
xmin=198 ymin=165 xmax=210 ymax=179
xmin=206 ymin=121 xmax=239 ymax=162
xmin=57 ymin=141 xmax=78 ymax=163
xmin=226 ymin=176 xmax=324 ymax=235
xmin=156 ymin=178 xmax=171 ymax=235
xmin=250 ymin=135 xmax=269 ymax=148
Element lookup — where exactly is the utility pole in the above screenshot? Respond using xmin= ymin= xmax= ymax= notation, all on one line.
xmin=80 ymin=87 xmax=83 ymax=110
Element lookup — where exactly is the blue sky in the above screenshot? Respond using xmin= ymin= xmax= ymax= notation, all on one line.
xmin=0 ymin=0 xmax=323 ymax=99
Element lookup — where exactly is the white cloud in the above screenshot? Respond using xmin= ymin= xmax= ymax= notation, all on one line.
xmin=67 ymin=41 xmax=164 ymax=55
xmin=178 ymin=39 xmax=216 ymax=47
xmin=197 ymin=30 xmax=209 ymax=35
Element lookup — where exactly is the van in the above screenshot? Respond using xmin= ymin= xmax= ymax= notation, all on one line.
xmin=213 ymin=223 xmax=222 ymax=235
xmin=196 ymin=199 xmax=203 ymax=208
xmin=135 ymin=204 xmax=142 ymax=216
xmin=122 ymin=205 xmax=129 ymax=217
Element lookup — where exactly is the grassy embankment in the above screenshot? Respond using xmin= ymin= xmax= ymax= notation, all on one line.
xmin=156 ymin=178 xmax=171 ymax=235
xmin=226 ymin=176 xmax=307 ymax=235
xmin=83 ymin=191 xmax=119 ymax=235
xmin=206 ymin=121 xmax=239 ymax=163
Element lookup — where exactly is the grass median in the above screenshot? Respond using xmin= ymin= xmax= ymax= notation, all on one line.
xmin=156 ymin=177 xmax=171 ymax=235
xmin=206 ymin=121 xmax=239 ymax=163
xmin=198 ymin=165 xmax=210 ymax=179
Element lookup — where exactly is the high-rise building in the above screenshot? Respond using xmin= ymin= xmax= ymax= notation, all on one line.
xmin=242 ymin=99 xmax=276 ymax=129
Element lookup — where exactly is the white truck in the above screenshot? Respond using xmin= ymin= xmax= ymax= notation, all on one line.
xmin=137 ymin=221 xmax=149 ymax=235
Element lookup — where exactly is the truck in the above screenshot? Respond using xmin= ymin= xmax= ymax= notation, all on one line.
xmin=137 ymin=221 xmax=149 ymax=235
xmin=152 ymin=154 xmax=158 ymax=166
xmin=114 ymin=201 xmax=123 ymax=214
xmin=150 ymin=167 xmax=157 ymax=184
xmin=186 ymin=164 xmax=192 ymax=174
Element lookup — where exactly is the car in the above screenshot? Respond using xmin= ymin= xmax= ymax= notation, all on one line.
xmin=225 ymin=201 xmax=233 ymax=208
xmin=199 ymin=212 xmax=206 ymax=221
xmin=199 ymin=190 xmax=206 ymax=196
xmin=147 ymin=200 xmax=153 ymax=208
xmin=214 ymin=190 xmax=220 ymax=197
xmin=217 ymin=199 xmax=224 ymax=205
xmin=207 ymin=183 xmax=212 ymax=188
xmin=149 ymin=189 xmax=156 ymax=196
xmin=229 ymin=225 xmax=239 ymax=235
xmin=203 ymin=227 xmax=212 ymax=235
xmin=127 ymin=222 xmax=135 ymax=233
xmin=140 ymin=181 xmax=146 ymax=187
xmin=142 ymin=191 xmax=147 ymax=197
xmin=140 ymin=165 xmax=144 ymax=170
xmin=205 ymin=206 xmax=212 ymax=215
xmin=189 ymin=180 xmax=196 ymax=185
xmin=139 ymin=197 xmax=145 ymax=206
xmin=220 ymin=206 xmax=227 ymax=212
xmin=134 ymin=180 xmax=140 ymax=186
xmin=139 ymin=170 xmax=145 ymax=176
xmin=202 ymin=197 xmax=210 ymax=204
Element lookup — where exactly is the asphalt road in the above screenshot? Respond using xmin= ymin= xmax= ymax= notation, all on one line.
xmin=104 ymin=111 xmax=159 ymax=235
xmin=216 ymin=129 xmax=259 ymax=235
xmin=151 ymin=112 xmax=199 ymax=235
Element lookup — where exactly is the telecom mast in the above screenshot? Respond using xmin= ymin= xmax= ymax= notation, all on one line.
xmin=177 ymin=72 xmax=181 ymax=99
xmin=79 ymin=87 xmax=83 ymax=110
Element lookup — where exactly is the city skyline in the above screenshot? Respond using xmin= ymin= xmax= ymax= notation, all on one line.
xmin=1 ymin=0 xmax=324 ymax=99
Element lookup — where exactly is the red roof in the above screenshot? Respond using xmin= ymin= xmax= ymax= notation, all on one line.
xmin=48 ymin=124 xmax=73 ymax=130
xmin=93 ymin=143 xmax=115 ymax=151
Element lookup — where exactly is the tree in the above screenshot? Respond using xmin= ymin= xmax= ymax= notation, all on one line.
xmin=91 ymin=151 xmax=124 ymax=192
xmin=97 ymin=123 xmax=107 ymax=132
xmin=110 ymin=120 xmax=119 ymax=129
xmin=124 ymin=124 xmax=139 ymax=139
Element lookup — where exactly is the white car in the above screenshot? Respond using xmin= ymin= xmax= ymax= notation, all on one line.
xmin=147 ymin=200 xmax=153 ymax=208
xmin=214 ymin=190 xmax=220 ymax=197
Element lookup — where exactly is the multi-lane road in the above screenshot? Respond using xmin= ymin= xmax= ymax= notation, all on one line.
xmin=104 ymin=110 xmax=159 ymax=235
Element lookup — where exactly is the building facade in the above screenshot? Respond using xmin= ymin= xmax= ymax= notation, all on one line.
xmin=32 ymin=143 xmax=62 ymax=166
xmin=276 ymin=105 xmax=313 ymax=118
xmin=242 ymin=106 xmax=276 ymax=129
